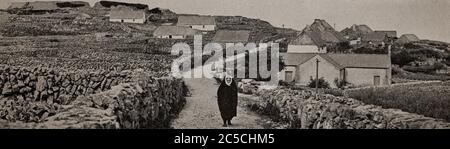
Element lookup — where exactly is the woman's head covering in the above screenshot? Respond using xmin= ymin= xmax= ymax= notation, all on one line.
xmin=219 ymin=73 xmax=236 ymax=87
xmin=225 ymin=74 xmax=233 ymax=86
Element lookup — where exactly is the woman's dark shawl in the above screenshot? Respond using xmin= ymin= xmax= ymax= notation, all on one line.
xmin=217 ymin=78 xmax=238 ymax=119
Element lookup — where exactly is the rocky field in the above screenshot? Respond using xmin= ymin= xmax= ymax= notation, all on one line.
xmin=0 ymin=10 xmax=191 ymax=128
xmin=346 ymin=81 xmax=450 ymax=122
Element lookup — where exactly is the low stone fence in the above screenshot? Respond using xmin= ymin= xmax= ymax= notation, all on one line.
xmin=0 ymin=65 xmax=135 ymax=122
xmin=0 ymin=65 xmax=187 ymax=128
xmin=246 ymin=89 xmax=450 ymax=129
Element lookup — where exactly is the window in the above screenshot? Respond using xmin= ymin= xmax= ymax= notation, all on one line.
xmin=285 ymin=71 xmax=293 ymax=82
xmin=373 ymin=76 xmax=381 ymax=86
xmin=169 ymin=35 xmax=173 ymax=39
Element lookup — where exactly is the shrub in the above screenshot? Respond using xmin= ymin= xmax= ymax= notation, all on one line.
xmin=403 ymin=65 xmax=436 ymax=73
xmin=403 ymin=62 xmax=447 ymax=74
xmin=334 ymin=78 xmax=348 ymax=89
xmin=307 ymin=77 xmax=330 ymax=89
xmin=353 ymin=47 xmax=388 ymax=54
xmin=391 ymin=50 xmax=415 ymax=66
xmin=279 ymin=80 xmax=294 ymax=86
xmin=404 ymin=43 xmax=421 ymax=49
xmin=394 ymin=72 xmax=450 ymax=81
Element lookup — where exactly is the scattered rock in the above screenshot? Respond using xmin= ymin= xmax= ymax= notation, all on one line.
xmin=36 ymin=76 xmax=47 ymax=92
xmin=2 ymin=82 xmax=12 ymax=95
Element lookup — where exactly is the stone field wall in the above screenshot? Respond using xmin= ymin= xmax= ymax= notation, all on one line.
xmin=246 ymin=89 xmax=450 ymax=129
xmin=0 ymin=65 xmax=186 ymax=128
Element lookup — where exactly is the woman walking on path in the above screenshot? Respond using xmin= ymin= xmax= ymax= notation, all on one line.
xmin=217 ymin=74 xmax=238 ymax=127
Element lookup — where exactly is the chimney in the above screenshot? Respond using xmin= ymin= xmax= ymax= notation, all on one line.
xmin=352 ymin=24 xmax=356 ymax=30
xmin=388 ymin=45 xmax=392 ymax=56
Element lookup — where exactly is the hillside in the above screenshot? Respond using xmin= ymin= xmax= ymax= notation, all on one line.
xmin=1 ymin=1 xmax=297 ymax=44
xmin=390 ymin=40 xmax=450 ymax=81
xmin=215 ymin=15 xmax=298 ymax=43
xmin=1 ymin=0 xmax=448 ymax=76
xmin=93 ymin=0 xmax=149 ymax=10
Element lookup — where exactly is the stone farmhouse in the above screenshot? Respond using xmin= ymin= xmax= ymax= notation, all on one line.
xmin=153 ymin=26 xmax=199 ymax=39
xmin=280 ymin=53 xmax=392 ymax=88
xmin=177 ymin=15 xmax=216 ymax=32
xmin=287 ymin=19 xmax=346 ymax=53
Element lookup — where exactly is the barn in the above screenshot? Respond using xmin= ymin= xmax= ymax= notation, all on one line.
xmin=177 ymin=15 xmax=216 ymax=31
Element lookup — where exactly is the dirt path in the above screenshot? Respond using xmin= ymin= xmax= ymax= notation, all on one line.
xmin=171 ymin=78 xmax=265 ymax=129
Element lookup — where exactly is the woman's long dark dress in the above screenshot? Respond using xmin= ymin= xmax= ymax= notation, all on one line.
xmin=217 ymin=78 xmax=238 ymax=120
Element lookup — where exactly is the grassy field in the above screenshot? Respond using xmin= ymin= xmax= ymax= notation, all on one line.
xmin=346 ymin=81 xmax=450 ymax=122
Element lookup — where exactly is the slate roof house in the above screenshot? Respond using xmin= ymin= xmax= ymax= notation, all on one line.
xmin=177 ymin=15 xmax=216 ymax=31
xmin=280 ymin=53 xmax=391 ymax=88
xmin=109 ymin=6 xmax=146 ymax=24
xmin=287 ymin=19 xmax=346 ymax=53
xmin=153 ymin=26 xmax=199 ymax=39
xmin=396 ymin=34 xmax=420 ymax=45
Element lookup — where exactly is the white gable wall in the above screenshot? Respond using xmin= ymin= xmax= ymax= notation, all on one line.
xmin=187 ymin=25 xmax=216 ymax=31
xmin=344 ymin=68 xmax=389 ymax=87
xmin=157 ymin=35 xmax=185 ymax=39
xmin=297 ymin=55 xmax=340 ymax=88
xmin=110 ymin=12 xmax=146 ymax=24
xmin=110 ymin=18 xmax=145 ymax=24
xmin=280 ymin=66 xmax=297 ymax=82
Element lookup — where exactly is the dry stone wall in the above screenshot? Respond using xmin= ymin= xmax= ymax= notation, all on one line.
xmin=0 ymin=68 xmax=186 ymax=129
xmin=0 ymin=65 xmax=136 ymax=123
xmin=247 ymin=89 xmax=450 ymax=129
xmin=0 ymin=35 xmax=178 ymax=76
xmin=1 ymin=14 xmax=128 ymax=37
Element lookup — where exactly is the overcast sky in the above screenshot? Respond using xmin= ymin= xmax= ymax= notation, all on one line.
xmin=1 ymin=0 xmax=449 ymax=42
